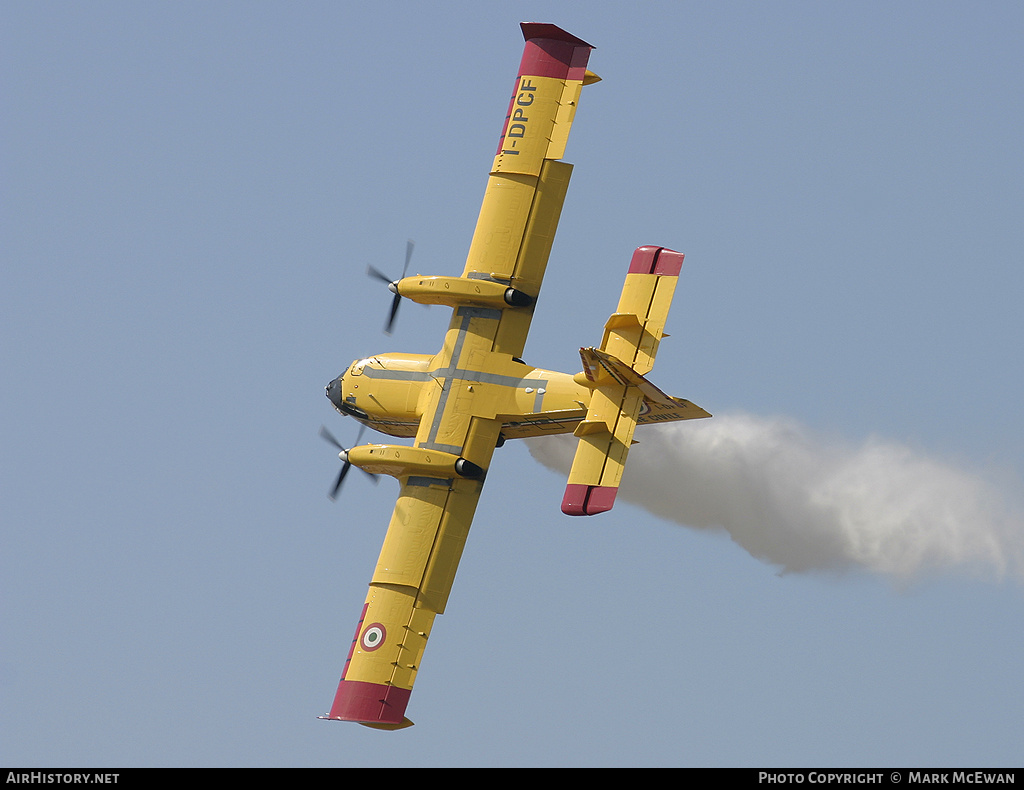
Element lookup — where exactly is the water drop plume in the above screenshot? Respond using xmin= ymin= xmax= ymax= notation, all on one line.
xmin=528 ymin=413 xmax=1024 ymax=582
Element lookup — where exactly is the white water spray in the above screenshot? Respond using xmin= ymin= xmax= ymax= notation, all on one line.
xmin=528 ymin=413 xmax=1024 ymax=582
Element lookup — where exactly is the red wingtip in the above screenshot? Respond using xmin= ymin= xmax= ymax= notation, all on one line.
xmin=325 ymin=679 xmax=412 ymax=727
xmin=516 ymin=24 xmax=594 ymax=82
xmin=520 ymin=23 xmax=594 ymax=49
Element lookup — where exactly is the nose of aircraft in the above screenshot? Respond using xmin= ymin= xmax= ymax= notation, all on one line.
xmin=326 ymin=374 xmax=370 ymax=421
xmin=325 ymin=376 xmax=344 ymax=409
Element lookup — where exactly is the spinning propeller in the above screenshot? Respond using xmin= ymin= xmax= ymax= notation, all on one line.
xmin=367 ymin=239 xmax=414 ymax=335
xmin=319 ymin=424 xmax=377 ymax=500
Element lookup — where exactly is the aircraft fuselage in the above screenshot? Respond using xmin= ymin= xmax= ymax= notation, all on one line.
xmin=326 ymin=351 xmax=594 ymax=442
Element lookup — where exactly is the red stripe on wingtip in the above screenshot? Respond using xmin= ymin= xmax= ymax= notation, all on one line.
xmin=562 ymin=483 xmax=618 ymax=516
xmin=519 ymin=39 xmax=587 ymax=79
xmin=628 ymin=246 xmax=684 ymax=276
xmin=498 ymin=26 xmax=595 ymax=155
xmin=328 ymin=679 xmax=411 ymax=725
xmin=517 ymin=24 xmax=594 ymax=80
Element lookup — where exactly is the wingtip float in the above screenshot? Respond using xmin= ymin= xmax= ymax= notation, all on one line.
xmin=319 ymin=23 xmax=709 ymax=730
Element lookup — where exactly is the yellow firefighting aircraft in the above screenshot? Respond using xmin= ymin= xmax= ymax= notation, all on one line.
xmin=318 ymin=23 xmax=710 ymax=730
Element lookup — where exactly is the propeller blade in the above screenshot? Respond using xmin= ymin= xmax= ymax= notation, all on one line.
xmin=402 ymin=239 xmax=414 ymax=278
xmin=320 ymin=424 xmax=376 ymax=499
xmin=367 ymin=240 xmax=415 ymax=335
xmin=367 ymin=264 xmax=392 ymax=285
xmin=329 ymin=463 xmax=350 ymax=500
xmin=384 ymin=293 xmax=402 ymax=335
xmin=319 ymin=425 xmax=343 ymax=451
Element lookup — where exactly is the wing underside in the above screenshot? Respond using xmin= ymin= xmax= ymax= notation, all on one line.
xmin=459 ymin=25 xmax=597 ymax=358
xmin=324 ymin=475 xmax=485 ymax=729
xmin=325 ymin=23 xmax=599 ymax=729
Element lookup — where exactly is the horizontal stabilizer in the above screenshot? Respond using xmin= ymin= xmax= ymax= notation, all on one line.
xmin=560 ymin=245 xmax=707 ymax=516
xmin=599 ymin=246 xmax=684 ymax=375
xmin=560 ymin=369 xmax=642 ymax=516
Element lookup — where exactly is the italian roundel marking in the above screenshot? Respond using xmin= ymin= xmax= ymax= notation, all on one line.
xmin=361 ymin=623 xmax=386 ymax=651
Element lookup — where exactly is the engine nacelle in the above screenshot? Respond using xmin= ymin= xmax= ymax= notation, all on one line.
xmin=394 ymin=275 xmax=533 ymax=310
xmin=344 ymin=444 xmax=484 ymax=481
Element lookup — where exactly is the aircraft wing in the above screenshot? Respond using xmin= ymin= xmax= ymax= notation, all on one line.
xmin=325 ymin=473 xmax=486 ymax=729
xmin=324 ymin=24 xmax=597 ymax=729
xmin=325 ymin=321 xmax=510 ymax=729
xmin=459 ymin=23 xmax=598 ymax=358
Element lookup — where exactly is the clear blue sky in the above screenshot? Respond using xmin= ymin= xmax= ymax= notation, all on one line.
xmin=3 ymin=1 xmax=1023 ymax=767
